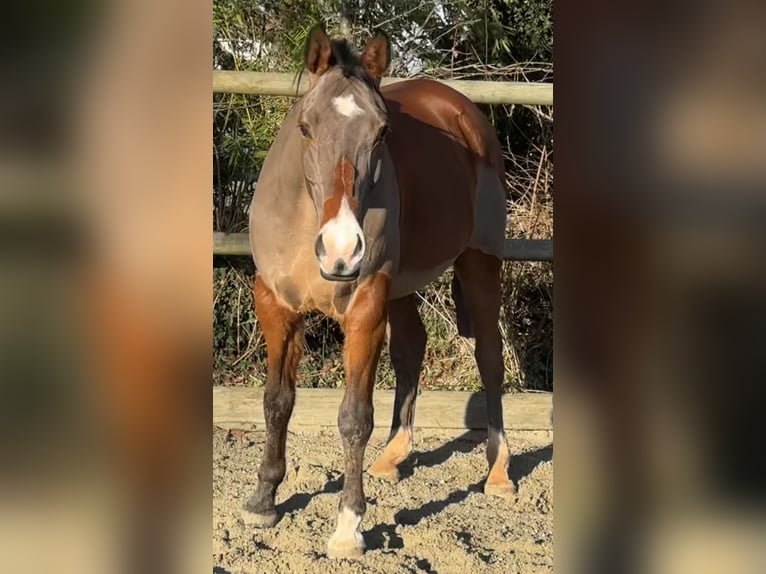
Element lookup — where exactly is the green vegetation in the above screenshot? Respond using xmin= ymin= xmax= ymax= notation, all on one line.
xmin=213 ymin=0 xmax=553 ymax=392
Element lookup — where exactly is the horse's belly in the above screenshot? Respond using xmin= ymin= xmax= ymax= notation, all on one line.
xmin=389 ymin=259 xmax=455 ymax=300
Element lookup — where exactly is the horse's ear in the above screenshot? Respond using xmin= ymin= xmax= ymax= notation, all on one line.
xmin=304 ymin=24 xmax=333 ymax=77
xmin=361 ymin=30 xmax=390 ymax=83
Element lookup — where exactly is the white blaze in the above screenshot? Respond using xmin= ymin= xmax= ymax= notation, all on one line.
xmin=332 ymin=93 xmax=363 ymax=118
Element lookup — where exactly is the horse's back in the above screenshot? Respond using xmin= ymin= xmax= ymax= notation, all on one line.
xmin=382 ymin=79 xmax=506 ymax=274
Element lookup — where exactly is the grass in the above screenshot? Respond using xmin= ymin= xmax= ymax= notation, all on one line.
xmin=212 ymin=257 xmax=552 ymax=393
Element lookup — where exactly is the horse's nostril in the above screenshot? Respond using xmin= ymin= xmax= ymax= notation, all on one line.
xmin=314 ymin=235 xmax=326 ymax=258
xmin=352 ymin=235 xmax=363 ymax=258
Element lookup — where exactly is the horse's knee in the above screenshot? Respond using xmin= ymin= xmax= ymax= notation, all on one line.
xmin=263 ymin=382 xmax=295 ymax=429
xmin=338 ymin=399 xmax=373 ymax=448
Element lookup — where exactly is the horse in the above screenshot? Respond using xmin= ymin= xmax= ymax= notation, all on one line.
xmin=244 ymin=24 xmax=515 ymax=559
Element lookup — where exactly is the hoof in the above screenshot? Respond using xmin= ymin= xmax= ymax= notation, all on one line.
xmin=484 ymin=482 xmax=518 ymax=501
xmin=367 ymin=461 xmax=400 ymax=482
xmin=241 ymin=507 xmax=279 ymax=528
xmin=326 ymin=537 xmax=365 ymax=560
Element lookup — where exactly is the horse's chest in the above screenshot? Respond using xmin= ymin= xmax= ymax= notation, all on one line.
xmin=251 ymin=210 xmax=344 ymax=315
xmin=269 ymin=250 xmax=355 ymax=319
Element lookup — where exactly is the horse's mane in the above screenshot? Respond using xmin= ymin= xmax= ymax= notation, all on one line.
xmin=330 ymin=40 xmax=376 ymax=85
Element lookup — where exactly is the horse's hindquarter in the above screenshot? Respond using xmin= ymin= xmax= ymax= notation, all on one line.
xmin=383 ymin=79 xmax=507 ymax=278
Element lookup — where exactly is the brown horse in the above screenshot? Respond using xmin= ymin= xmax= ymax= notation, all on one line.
xmin=245 ymin=24 xmax=515 ymax=559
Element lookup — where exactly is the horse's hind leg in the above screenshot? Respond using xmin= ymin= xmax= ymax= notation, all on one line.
xmin=242 ymin=275 xmax=303 ymax=527
xmin=368 ymin=293 xmax=427 ymax=481
xmin=453 ymin=248 xmax=516 ymax=500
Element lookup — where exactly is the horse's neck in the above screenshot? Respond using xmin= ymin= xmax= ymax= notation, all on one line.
xmin=358 ymin=143 xmax=400 ymax=277
xmin=272 ymin=104 xmax=308 ymax=200
xmin=251 ymin=101 xmax=316 ymax=246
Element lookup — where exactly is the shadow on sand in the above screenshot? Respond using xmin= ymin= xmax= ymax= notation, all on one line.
xmin=270 ymin=391 xmax=552 ymax=538
xmin=389 ymin=391 xmax=552 ymax=533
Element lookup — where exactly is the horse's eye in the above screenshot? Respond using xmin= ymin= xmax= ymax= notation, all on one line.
xmin=298 ymin=123 xmax=312 ymax=139
xmin=377 ymin=125 xmax=390 ymax=143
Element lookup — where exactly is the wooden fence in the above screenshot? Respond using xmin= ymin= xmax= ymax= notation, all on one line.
xmin=214 ymin=232 xmax=552 ymax=262
xmin=214 ymin=387 xmax=553 ymax=431
xmin=212 ymin=72 xmax=554 ymax=428
xmin=213 ymin=71 xmax=554 ymax=105
xmin=213 ymin=71 xmax=553 ymax=262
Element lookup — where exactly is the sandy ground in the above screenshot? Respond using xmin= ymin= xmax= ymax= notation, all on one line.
xmin=213 ymin=426 xmax=553 ymax=573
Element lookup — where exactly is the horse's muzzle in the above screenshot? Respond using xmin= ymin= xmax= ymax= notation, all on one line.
xmin=315 ymin=229 xmax=365 ymax=282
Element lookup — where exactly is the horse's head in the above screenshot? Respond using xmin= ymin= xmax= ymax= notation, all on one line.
xmin=298 ymin=24 xmax=391 ymax=282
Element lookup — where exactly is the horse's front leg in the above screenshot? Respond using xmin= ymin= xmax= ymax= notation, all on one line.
xmin=242 ymin=275 xmax=303 ymax=527
xmin=327 ymin=273 xmax=390 ymax=559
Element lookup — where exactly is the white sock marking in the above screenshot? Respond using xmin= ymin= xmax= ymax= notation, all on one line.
xmin=329 ymin=506 xmax=364 ymax=549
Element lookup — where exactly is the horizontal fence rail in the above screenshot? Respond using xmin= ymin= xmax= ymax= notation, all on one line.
xmin=214 ymin=387 xmax=553 ymax=431
xmin=214 ymin=232 xmax=552 ymax=262
xmin=213 ymin=71 xmax=553 ymax=106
